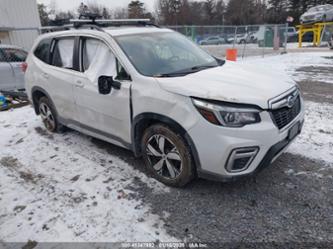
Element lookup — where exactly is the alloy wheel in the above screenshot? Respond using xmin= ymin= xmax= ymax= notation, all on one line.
xmin=145 ymin=134 xmax=182 ymax=179
xmin=39 ymin=102 xmax=55 ymax=131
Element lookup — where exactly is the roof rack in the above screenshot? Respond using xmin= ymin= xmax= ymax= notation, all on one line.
xmin=69 ymin=18 xmax=159 ymax=28
xmin=40 ymin=13 xmax=159 ymax=33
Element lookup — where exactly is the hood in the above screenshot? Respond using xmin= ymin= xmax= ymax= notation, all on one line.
xmin=155 ymin=61 xmax=296 ymax=109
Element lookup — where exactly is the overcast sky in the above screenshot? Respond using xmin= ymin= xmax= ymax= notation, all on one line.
xmin=37 ymin=0 xmax=157 ymax=12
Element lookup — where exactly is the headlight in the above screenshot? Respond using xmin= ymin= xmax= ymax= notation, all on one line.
xmin=192 ymin=98 xmax=261 ymax=127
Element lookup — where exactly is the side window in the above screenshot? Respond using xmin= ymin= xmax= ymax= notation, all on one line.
xmin=116 ymin=59 xmax=131 ymax=81
xmin=2 ymin=48 xmax=27 ymax=62
xmin=0 ymin=49 xmax=6 ymax=62
xmin=81 ymin=38 xmax=130 ymax=82
xmin=34 ymin=38 xmax=52 ymax=63
xmin=51 ymin=38 xmax=75 ymax=70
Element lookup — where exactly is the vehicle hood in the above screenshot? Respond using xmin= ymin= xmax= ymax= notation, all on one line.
xmin=155 ymin=62 xmax=296 ymax=109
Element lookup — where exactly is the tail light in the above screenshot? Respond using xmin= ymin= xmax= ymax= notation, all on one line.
xmin=21 ymin=62 xmax=28 ymax=73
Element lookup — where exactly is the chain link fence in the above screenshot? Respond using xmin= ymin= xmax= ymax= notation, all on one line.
xmin=321 ymin=23 xmax=333 ymax=48
xmin=167 ymin=23 xmax=333 ymax=59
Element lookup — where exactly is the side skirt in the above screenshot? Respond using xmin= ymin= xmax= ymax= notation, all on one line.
xmin=58 ymin=117 xmax=133 ymax=151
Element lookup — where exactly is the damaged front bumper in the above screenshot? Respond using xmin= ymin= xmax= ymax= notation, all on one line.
xmin=188 ymin=106 xmax=305 ymax=182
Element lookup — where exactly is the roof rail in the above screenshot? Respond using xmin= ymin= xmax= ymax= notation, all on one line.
xmin=69 ymin=18 xmax=159 ymax=28
xmin=39 ymin=16 xmax=159 ymax=33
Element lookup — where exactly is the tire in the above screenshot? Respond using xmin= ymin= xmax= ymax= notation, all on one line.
xmin=141 ymin=124 xmax=194 ymax=187
xmin=38 ymin=96 xmax=63 ymax=133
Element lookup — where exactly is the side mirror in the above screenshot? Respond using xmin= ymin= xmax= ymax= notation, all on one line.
xmin=214 ymin=57 xmax=226 ymax=66
xmin=98 ymin=76 xmax=121 ymax=95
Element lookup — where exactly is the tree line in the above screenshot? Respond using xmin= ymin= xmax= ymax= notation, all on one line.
xmin=38 ymin=0 xmax=333 ymax=27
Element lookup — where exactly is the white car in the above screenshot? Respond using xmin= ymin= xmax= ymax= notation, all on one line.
xmin=199 ymin=36 xmax=225 ymax=45
xmin=300 ymin=4 xmax=333 ymax=24
xmin=25 ymin=20 xmax=305 ymax=187
xmin=0 ymin=44 xmax=28 ymax=91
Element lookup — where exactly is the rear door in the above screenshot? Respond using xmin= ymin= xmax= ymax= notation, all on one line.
xmin=0 ymin=49 xmax=15 ymax=91
xmin=72 ymin=37 xmax=132 ymax=146
xmin=1 ymin=47 xmax=27 ymax=90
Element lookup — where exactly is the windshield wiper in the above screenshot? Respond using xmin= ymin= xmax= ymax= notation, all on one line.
xmin=154 ymin=72 xmax=191 ymax=78
xmin=191 ymin=65 xmax=218 ymax=71
xmin=154 ymin=64 xmax=220 ymax=78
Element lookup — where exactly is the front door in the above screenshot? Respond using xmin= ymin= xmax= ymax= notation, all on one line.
xmin=47 ymin=37 xmax=77 ymax=121
xmin=72 ymin=37 xmax=132 ymax=146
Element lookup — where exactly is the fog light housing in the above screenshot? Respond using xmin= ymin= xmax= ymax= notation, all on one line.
xmin=226 ymin=147 xmax=259 ymax=173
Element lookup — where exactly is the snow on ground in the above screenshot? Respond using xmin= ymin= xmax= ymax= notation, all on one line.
xmin=288 ymin=101 xmax=333 ymax=164
xmin=240 ymin=52 xmax=333 ymax=84
xmin=0 ymin=107 xmax=175 ymax=242
xmin=240 ymin=52 xmax=333 ymax=165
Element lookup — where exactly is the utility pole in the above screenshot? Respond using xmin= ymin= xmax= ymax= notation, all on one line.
xmin=174 ymin=0 xmax=181 ymax=26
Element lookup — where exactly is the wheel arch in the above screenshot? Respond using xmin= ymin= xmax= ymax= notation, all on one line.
xmin=31 ymin=86 xmax=56 ymax=116
xmin=131 ymin=112 xmax=201 ymax=171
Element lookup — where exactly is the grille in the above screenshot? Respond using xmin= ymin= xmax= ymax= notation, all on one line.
xmin=271 ymin=96 xmax=301 ymax=129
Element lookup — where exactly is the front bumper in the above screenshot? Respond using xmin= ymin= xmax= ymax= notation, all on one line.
xmin=188 ymin=102 xmax=305 ymax=181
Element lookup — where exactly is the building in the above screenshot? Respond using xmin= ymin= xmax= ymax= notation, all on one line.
xmin=0 ymin=0 xmax=41 ymax=50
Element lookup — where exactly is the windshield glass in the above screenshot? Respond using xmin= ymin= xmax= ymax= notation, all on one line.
xmin=115 ymin=32 xmax=219 ymax=77
xmin=309 ymin=6 xmax=324 ymax=12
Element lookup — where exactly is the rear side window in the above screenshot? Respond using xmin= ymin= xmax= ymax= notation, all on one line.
xmin=34 ymin=38 xmax=52 ymax=63
xmin=51 ymin=38 xmax=75 ymax=70
xmin=2 ymin=48 xmax=27 ymax=62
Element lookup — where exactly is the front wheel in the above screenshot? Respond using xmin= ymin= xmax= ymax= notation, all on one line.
xmin=141 ymin=124 xmax=194 ymax=187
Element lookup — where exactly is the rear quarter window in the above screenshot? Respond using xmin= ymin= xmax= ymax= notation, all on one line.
xmin=2 ymin=48 xmax=27 ymax=62
xmin=34 ymin=38 xmax=52 ymax=63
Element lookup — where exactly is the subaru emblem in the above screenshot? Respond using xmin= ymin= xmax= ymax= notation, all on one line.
xmin=287 ymin=95 xmax=296 ymax=108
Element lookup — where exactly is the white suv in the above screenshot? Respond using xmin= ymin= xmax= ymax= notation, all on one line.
xmin=25 ymin=21 xmax=305 ymax=187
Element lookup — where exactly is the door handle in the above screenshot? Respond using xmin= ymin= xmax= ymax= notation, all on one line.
xmin=75 ymin=80 xmax=84 ymax=88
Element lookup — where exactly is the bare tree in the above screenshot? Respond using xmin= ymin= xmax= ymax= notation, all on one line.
xmin=38 ymin=4 xmax=50 ymax=26
xmin=113 ymin=7 xmax=128 ymax=19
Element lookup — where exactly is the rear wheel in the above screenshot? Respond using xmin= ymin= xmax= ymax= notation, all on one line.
xmin=38 ymin=97 xmax=61 ymax=132
xmin=141 ymin=124 xmax=194 ymax=187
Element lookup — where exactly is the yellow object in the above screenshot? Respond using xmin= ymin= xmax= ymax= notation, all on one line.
xmin=297 ymin=22 xmax=333 ymax=48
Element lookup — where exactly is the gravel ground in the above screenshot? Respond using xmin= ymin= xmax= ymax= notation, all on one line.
xmin=296 ymin=67 xmax=333 ymax=104
xmin=92 ymin=137 xmax=333 ymax=244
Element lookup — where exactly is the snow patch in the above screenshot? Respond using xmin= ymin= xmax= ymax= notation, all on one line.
xmin=0 ymin=107 xmax=175 ymax=242
xmin=240 ymin=52 xmax=333 ymax=84
xmin=287 ymin=101 xmax=333 ymax=165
